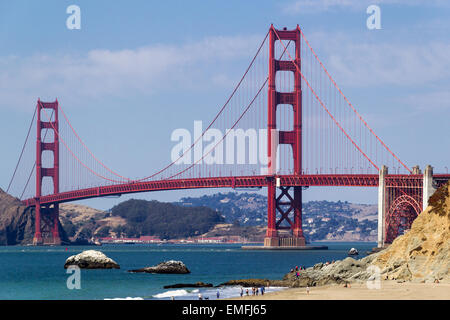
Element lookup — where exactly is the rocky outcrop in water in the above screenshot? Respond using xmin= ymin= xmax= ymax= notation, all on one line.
xmin=129 ymin=260 xmax=190 ymax=274
xmin=0 ymin=188 xmax=67 ymax=245
xmin=64 ymin=250 xmax=120 ymax=269
xmin=163 ymin=282 xmax=213 ymax=289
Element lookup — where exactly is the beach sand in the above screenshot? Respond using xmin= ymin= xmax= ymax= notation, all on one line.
xmin=229 ymin=280 xmax=450 ymax=300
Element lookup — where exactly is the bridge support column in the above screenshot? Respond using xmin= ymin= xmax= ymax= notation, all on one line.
xmin=377 ymin=165 xmax=388 ymax=248
xmin=34 ymin=99 xmax=61 ymax=245
xmin=423 ymin=165 xmax=436 ymax=211
xmin=33 ymin=200 xmax=43 ymax=245
xmin=264 ymin=178 xmax=278 ymax=246
xmin=264 ymin=181 xmax=306 ymax=247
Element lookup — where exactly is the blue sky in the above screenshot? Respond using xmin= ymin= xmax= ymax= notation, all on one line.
xmin=1 ymin=0 xmax=449 ymax=209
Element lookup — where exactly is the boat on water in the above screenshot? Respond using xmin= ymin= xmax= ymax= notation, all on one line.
xmin=348 ymin=247 xmax=359 ymax=256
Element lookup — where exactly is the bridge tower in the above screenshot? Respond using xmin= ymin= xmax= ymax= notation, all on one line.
xmin=33 ymin=99 xmax=61 ymax=245
xmin=265 ymin=25 xmax=306 ymax=247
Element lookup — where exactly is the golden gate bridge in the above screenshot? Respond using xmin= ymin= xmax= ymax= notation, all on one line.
xmin=7 ymin=25 xmax=450 ymax=247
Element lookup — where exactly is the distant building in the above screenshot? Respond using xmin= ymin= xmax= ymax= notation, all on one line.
xmin=99 ymin=235 xmax=162 ymax=244
xmin=196 ymin=237 xmax=224 ymax=243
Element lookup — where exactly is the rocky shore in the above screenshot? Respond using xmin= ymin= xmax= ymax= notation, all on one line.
xmin=223 ymin=181 xmax=450 ymax=289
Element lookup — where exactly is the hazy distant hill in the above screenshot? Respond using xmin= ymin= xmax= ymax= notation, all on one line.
xmin=57 ymin=192 xmax=378 ymax=242
xmin=177 ymin=192 xmax=378 ymax=241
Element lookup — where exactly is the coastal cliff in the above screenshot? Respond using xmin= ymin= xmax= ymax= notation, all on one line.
xmin=0 ymin=188 xmax=68 ymax=245
xmin=371 ymin=180 xmax=450 ymax=282
xmin=0 ymin=188 xmax=35 ymax=245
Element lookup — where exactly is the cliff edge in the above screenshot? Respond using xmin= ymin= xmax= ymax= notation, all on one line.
xmin=371 ymin=181 xmax=450 ymax=282
xmin=0 ymin=188 xmax=68 ymax=245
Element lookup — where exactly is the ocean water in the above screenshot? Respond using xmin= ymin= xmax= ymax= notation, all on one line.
xmin=0 ymin=242 xmax=376 ymax=300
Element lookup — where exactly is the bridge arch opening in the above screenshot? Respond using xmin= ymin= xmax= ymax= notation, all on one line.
xmin=385 ymin=194 xmax=421 ymax=243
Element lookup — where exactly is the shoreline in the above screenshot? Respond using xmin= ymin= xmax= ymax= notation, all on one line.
xmin=226 ymin=280 xmax=450 ymax=300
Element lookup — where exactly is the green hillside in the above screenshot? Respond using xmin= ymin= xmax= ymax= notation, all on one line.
xmin=110 ymin=199 xmax=225 ymax=239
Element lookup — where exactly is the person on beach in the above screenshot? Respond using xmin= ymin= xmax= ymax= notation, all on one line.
xmin=306 ymin=286 xmax=310 ymax=294
xmin=198 ymin=293 xmax=203 ymax=300
xmin=240 ymin=287 xmax=244 ymax=297
xmin=217 ymin=289 xmax=220 ymax=299
xmin=246 ymin=289 xmax=249 ymax=296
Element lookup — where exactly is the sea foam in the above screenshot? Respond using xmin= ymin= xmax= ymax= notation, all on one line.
xmin=153 ymin=289 xmax=189 ymax=298
xmin=104 ymin=297 xmax=144 ymax=300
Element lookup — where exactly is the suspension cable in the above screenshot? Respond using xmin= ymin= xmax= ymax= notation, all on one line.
xmin=7 ymin=105 xmax=37 ymax=194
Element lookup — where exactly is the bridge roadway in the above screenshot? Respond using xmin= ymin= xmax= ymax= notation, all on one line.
xmin=23 ymin=173 xmax=450 ymax=207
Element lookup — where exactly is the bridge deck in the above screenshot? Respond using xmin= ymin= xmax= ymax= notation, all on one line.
xmin=22 ymin=173 xmax=449 ymax=207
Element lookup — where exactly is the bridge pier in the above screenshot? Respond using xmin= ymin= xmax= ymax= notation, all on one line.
xmin=33 ymin=203 xmax=61 ymax=245
xmin=33 ymin=199 xmax=43 ymax=245
xmin=423 ymin=165 xmax=436 ymax=211
xmin=263 ymin=178 xmax=306 ymax=248
xmin=377 ymin=165 xmax=387 ymax=248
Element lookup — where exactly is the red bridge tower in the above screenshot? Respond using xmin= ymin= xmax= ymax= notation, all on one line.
xmin=265 ymin=25 xmax=306 ymax=247
xmin=33 ymin=99 xmax=61 ymax=245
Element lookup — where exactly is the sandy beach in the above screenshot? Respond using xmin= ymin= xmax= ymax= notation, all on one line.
xmin=229 ymin=280 xmax=450 ymax=300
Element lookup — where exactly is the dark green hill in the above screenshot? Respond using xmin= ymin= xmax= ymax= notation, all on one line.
xmin=110 ymin=199 xmax=225 ymax=239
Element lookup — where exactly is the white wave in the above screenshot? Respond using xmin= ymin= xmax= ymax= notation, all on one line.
xmin=151 ymin=286 xmax=288 ymax=300
xmin=153 ymin=289 xmax=189 ymax=299
xmin=104 ymin=297 xmax=144 ymax=300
